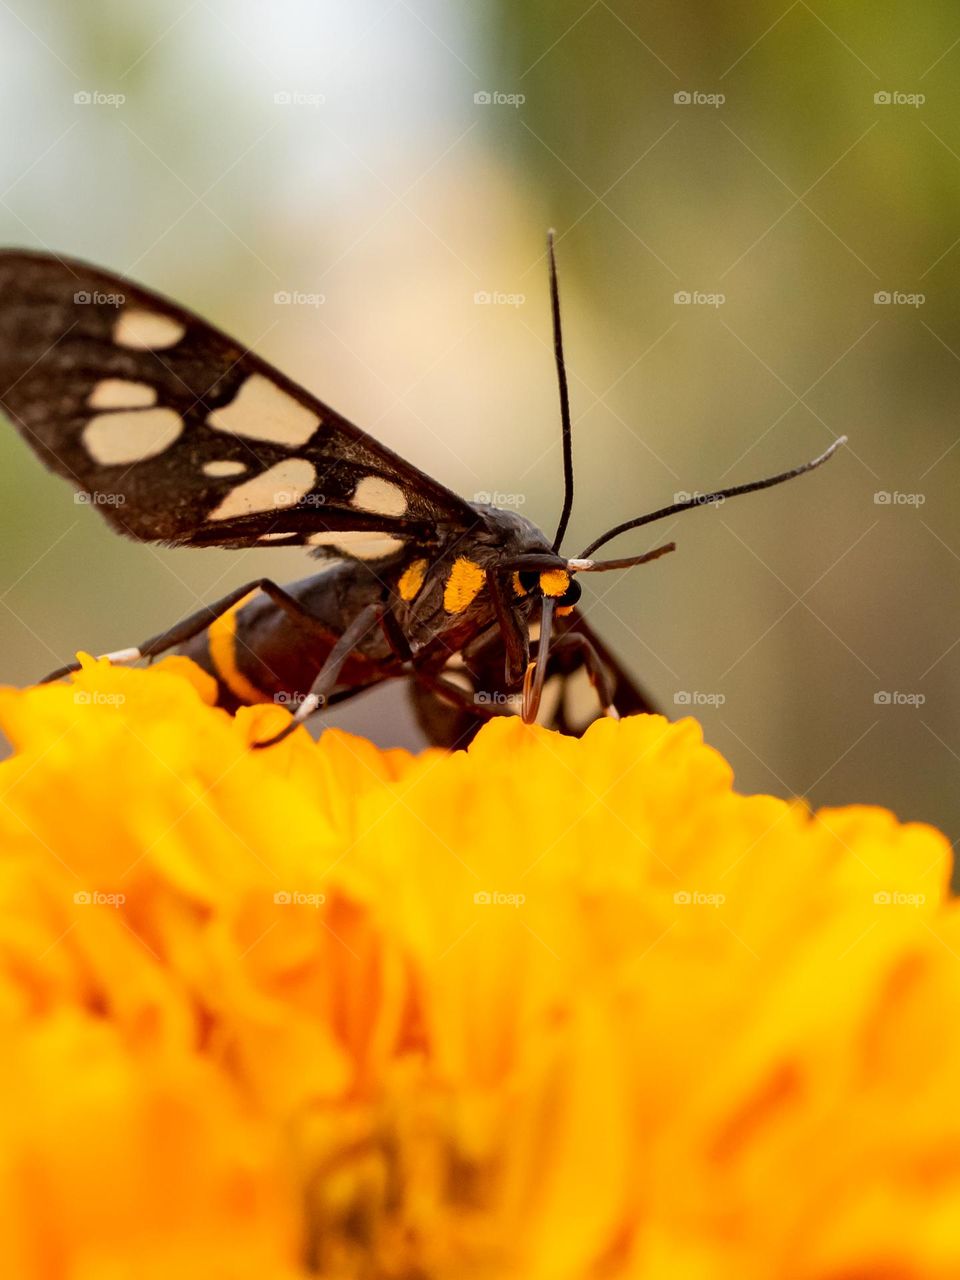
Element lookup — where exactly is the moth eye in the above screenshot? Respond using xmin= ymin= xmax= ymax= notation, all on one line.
xmin=518 ymin=570 xmax=540 ymax=594
xmin=558 ymin=577 xmax=582 ymax=608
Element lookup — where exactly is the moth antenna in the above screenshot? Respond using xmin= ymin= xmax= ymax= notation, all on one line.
xmin=547 ymin=229 xmax=575 ymax=554
xmin=572 ymin=542 xmax=676 ymax=573
xmin=579 ymin=437 xmax=847 ymax=559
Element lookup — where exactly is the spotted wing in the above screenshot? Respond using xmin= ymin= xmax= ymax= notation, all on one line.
xmin=409 ymin=610 xmax=658 ymax=748
xmin=0 ymin=251 xmax=478 ymax=555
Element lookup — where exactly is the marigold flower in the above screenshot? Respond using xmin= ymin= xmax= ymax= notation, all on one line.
xmin=0 ymin=655 xmax=957 ymax=1278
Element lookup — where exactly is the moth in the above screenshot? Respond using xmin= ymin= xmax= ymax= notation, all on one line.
xmin=0 ymin=237 xmax=844 ymax=749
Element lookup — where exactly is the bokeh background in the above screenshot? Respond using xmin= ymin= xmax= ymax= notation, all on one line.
xmin=0 ymin=1 xmax=958 ymax=846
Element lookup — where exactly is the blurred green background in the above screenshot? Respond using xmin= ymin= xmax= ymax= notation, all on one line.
xmin=0 ymin=0 xmax=958 ymax=846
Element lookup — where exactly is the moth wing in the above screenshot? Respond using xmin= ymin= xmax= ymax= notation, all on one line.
xmin=0 ymin=250 xmax=477 ymax=556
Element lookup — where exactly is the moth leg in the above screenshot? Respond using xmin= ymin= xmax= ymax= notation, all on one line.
xmin=487 ymin=570 xmax=527 ymax=686
xmin=379 ymin=605 xmax=415 ymax=663
xmin=252 ymin=601 xmax=384 ymax=749
xmin=537 ymin=632 xmax=620 ymax=719
xmin=411 ymin=669 xmax=501 ymax=720
xmin=40 ymin=579 xmax=332 ymax=683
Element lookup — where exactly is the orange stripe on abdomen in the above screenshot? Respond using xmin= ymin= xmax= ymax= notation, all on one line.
xmin=206 ymin=590 xmax=273 ymax=705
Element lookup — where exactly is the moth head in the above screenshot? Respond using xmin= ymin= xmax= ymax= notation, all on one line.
xmin=496 ymin=553 xmax=587 ymax=725
xmin=499 ymin=545 xmax=679 ymax=725
xmin=509 ymin=561 xmax=582 ymax=616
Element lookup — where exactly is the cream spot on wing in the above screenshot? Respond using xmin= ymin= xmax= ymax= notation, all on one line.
xmin=87 ymin=378 xmax=157 ymax=409
xmin=258 ymin=532 xmax=291 ymax=541
xmin=82 ymin=408 xmax=183 ymax=465
xmin=208 ymin=458 xmax=316 ymax=521
xmin=307 ymin=531 xmax=405 ymax=561
xmin=351 ymin=475 xmax=407 ymax=518
xmin=207 ymin=374 xmax=319 ymax=447
xmin=563 ymin=665 xmax=600 ymax=728
xmin=113 ymin=310 xmax=185 ymax=351
xmin=202 ymin=460 xmax=247 ymax=478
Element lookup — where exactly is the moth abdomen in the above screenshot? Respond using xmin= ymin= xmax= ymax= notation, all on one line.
xmin=179 ymin=563 xmax=397 ymax=713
